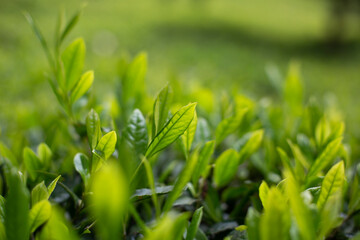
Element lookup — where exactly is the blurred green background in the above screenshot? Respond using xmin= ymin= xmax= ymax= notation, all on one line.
xmin=1 ymin=0 xmax=360 ymax=136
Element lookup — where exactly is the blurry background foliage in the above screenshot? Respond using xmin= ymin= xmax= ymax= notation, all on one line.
xmin=0 ymin=0 xmax=360 ymax=140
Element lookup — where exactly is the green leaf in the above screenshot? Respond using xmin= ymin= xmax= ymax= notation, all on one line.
xmin=181 ymin=111 xmax=198 ymax=156
xmin=245 ymin=207 xmax=261 ymax=240
xmin=349 ymin=164 xmax=360 ymax=214
xmin=74 ymin=153 xmax=90 ymax=188
xmin=145 ymin=212 xmax=189 ymax=240
xmin=153 ymin=85 xmax=173 ymax=137
xmin=277 ymin=147 xmax=295 ymax=178
xmin=86 ymin=109 xmax=101 ymax=150
xmin=185 ymin=207 xmax=203 ymax=240
xmin=163 ymin=147 xmax=199 ymax=212
xmin=143 ymin=157 xmax=160 ymax=217
xmin=60 ymin=8 xmax=83 ymax=44
xmin=317 ymin=161 xmax=345 ymax=212
xmin=47 ymin=175 xmax=61 ymax=196
xmin=0 ymin=221 xmax=5 ymax=240
xmin=131 ymin=186 xmax=173 ymax=202
xmin=5 ymin=169 xmax=30 ymax=240
xmin=93 ymin=130 xmax=117 ymax=158
xmin=0 ymin=142 xmax=18 ymax=166
xmin=146 ymin=103 xmax=197 ymax=158
xmin=122 ymin=53 xmax=147 ymax=102
xmin=23 ymin=147 xmax=42 ymax=180
xmin=70 ymin=70 xmax=94 ymax=103
xmin=283 ymin=61 xmax=303 ymax=116
xmin=37 ymin=143 xmax=52 ymax=169
xmin=287 ymin=139 xmax=310 ymax=170
xmin=29 ymin=200 xmax=52 ymax=233
xmin=31 ymin=181 xmax=48 ymax=206
xmin=125 ymin=109 xmax=149 ymax=155
xmin=90 ymin=162 xmax=129 ymax=240
xmin=259 ymin=187 xmax=290 ymax=240
xmin=213 ymin=149 xmax=239 ymax=187
xmin=259 ymin=181 xmax=269 ymax=209
xmin=284 ymin=171 xmax=316 ymax=240
xmin=192 ymin=140 xmax=215 ymax=186
xmin=315 ymin=117 xmax=331 ymax=148
xmin=215 ymin=108 xmax=248 ymax=145
xmin=0 ymin=195 xmax=5 ymax=223
xmin=307 ymin=137 xmax=342 ymax=178
xmin=238 ymin=129 xmax=264 ymax=163
xmin=61 ymin=38 xmax=85 ymax=90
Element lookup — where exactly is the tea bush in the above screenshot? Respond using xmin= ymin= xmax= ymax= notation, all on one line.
xmin=0 ymin=12 xmax=359 ymax=240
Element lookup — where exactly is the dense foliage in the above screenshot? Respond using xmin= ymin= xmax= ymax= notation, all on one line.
xmin=0 ymin=12 xmax=359 ymax=240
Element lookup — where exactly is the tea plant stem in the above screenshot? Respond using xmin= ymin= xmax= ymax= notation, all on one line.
xmin=129 ymin=204 xmax=150 ymax=235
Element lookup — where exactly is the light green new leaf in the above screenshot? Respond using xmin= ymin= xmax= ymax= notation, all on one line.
xmin=215 ymin=108 xmax=248 ymax=145
xmin=185 ymin=207 xmax=203 ymax=240
xmin=61 ymin=38 xmax=85 ymax=90
xmin=23 ymin=147 xmax=42 ymax=180
xmin=29 ymin=200 xmax=51 ymax=233
xmin=213 ymin=149 xmax=239 ymax=187
xmin=307 ymin=137 xmax=342 ymax=178
xmin=5 ymin=169 xmax=30 ymax=240
xmin=284 ymin=171 xmax=316 ymax=240
xmin=238 ymin=129 xmax=264 ymax=163
xmin=287 ymin=139 xmax=310 ymax=170
xmin=125 ymin=109 xmax=148 ymax=155
xmin=146 ymin=103 xmax=197 ymax=158
xmin=181 ymin=111 xmax=198 ymax=155
xmin=122 ymin=53 xmax=147 ymax=101
xmin=0 ymin=221 xmax=4 ymax=240
xmin=277 ymin=147 xmax=295 ymax=178
xmin=37 ymin=143 xmax=52 ymax=169
xmin=259 ymin=181 xmax=269 ymax=209
xmin=145 ymin=212 xmax=189 ymax=240
xmin=283 ymin=62 xmax=303 ymax=116
xmin=260 ymin=187 xmax=290 ymax=240
xmin=153 ymin=85 xmax=173 ymax=137
xmin=163 ymin=147 xmax=199 ymax=212
xmin=315 ymin=117 xmax=331 ymax=148
xmin=0 ymin=195 xmax=5 ymax=222
xmin=192 ymin=140 xmax=215 ymax=186
xmin=317 ymin=161 xmax=345 ymax=211
xmin=93 ymin=131 xmax=117 ymax=161
xmin=47 ymin=175 xmax=61 ymax=196
xmin=86 ymin=109 xmax=101 ymax=150
xmin=90 ymin=163 xmax=129 ymax=240
xmin=31 ymin=181 xmax=48 ymax=206
xmin=74 ymin=153 xmax=90 ymax=188
xmin=70 ymin=70 xmax=94 ymax=103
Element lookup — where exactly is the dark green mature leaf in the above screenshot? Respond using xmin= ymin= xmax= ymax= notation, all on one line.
xmin=192 ymin=140 xmax=215 ymax=186
xmin=61 ymin=38 xmax=85 ymax=90
xmin=215 ymin=108 xmax=248 ymax=145
xmin=0 ymin=195 xmax=5 ymax=222
xmin=153 ymin=85 xmax=173 ymax=138
xmin=213 ymin=149 xmax=239 ymax=187
xmin=74 ymin=153 xmax=90 ymax=188
xmin=245 ymin=207 xmax=261 ymax=240
xmin=146 ymin=103 xmax=197 ymax=158
xmin=186 ymin=207 xmax=203 ymax=240
xmin=5 ymin=169 xmax=30 ymax=240
xmin=163 ymin=147 xmax=199 ymax=212
xmin=131 ymin=186 xmax=174 ymax=201
xmin=125 ymin=109 xmax=148 ymax=155
xmin=29 ymin=200 xmax=51 ymax=233
xmin=23 ymin=147 xmax=42 ymax=180
xmin=307 ymin=137 xmax=342 ymax=178
xmin=317 ymin=161 xmax=345 ymax=211
xmin=70 ymin=70 xmax=94 ymax=103
xmin=86 ymin=109 xmax=101 ymax=150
